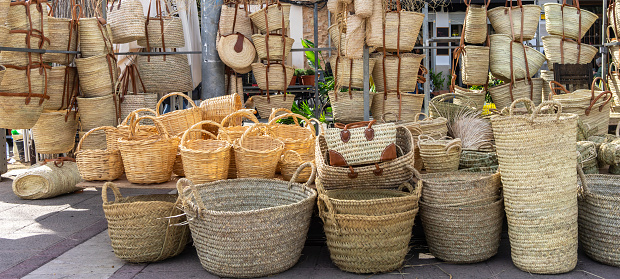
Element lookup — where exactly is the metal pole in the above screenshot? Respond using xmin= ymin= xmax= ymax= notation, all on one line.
xmin=201 ymin=0 xmax=225 ymax=100
xmin=314 ymin=3 xmax=320 ymax=119
xmin=423 ymin=3 xmax=430 ymax=115
xmin=0 ymin=129 xmax=6 ymax=176
xmin=363 ymin=46 xmax=370 ymax=121
xmin=535 ymin=0 xmax=540 ymax=77
xmin=603 ymin=0 xmax=608 ymax=83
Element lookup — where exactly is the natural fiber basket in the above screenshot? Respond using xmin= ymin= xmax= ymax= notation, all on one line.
xmin=177 ymin=163 xmax=316 ymax=277
xmin=429 ymin=93 xmax=477 ymax=123
xmin=577 ymin=174 xmax=620 ymax=267
xmin=136 ymin=54 xmax=194 ymax=93
xmin=76 ymin=54 xmax=118 ymax=98
xmin=42 ymin=15 xmax=78 ymax=65
xmin=155 ymin=92 xmax=202 ymax=138
xmin=408 ymin=114 xmax=449 ymax=171
xmin=420 ymin=198 xmax=504 ymax=263
xmin=461 ymin=45 xmax=489 ymax=86
xmin=371 ymin=53 xmax=424 ymax=92
xmin=415 ymin=169 xmax=501 ymax=205
xmin=78 ymin=129 xmax=107 ymax=150
xmin=464 ymin=4 xmax=488 ymax=44
xmin=76 ymin=126 xmax=124 ymax=181
xmin=366 ymin=6 xmax=424 ymax=52
xmin=251 ymin=93 xmax=295 ymax=118
xmin=280 ymin=150 xmax=314 ymax=183
xmin=1 ymin=65 xmax=48 ymax=95
xmin=542 ymin=35 xmax=597 ymax=71
xmin=78 ymin=17 xmax=113 ymax=57
xmin=489 ymin=78 xmax=544 ymax=110
xmin=218 ymin=109 xmax=259 ymax=179
xmin=180 ymin=121 xmax=231 ymax=184
xmin=112 ymin=108 xmax=159 ymax=151
xmin=77 ymin=94 xmax=118 ymax=131
xmin=217 ymin=33 xmax=255 ymax=71
xmin=490 ymin=99 xmax=579 ymax=274
xmin=120 ymin=94 xmax=159 ymax=124
xmin=118 ymin=116 xmax=179 ymax=184
xmin=0 ymin=0 xmax=10 ymax=29
xmin=328 ymin=23 xmax=346 ymax=56
xmin=331 ymin=56 xmax=376 ymax=89
xmin=489 ymin=34 xmax=546 ymax=82
xmin=316 ymin=126 xmax=414 ymax=190
xmin=577 ymin=141 xmax=598 ymax=174
xmin=45 ymin=66 xmax=77 ymax=110
xmin=107 ymin=0 xmax=145 ymax=44
xmin=137 ymin=16 xmax=185 ymax=48
xmin=544 ymin=3 xmax=598 ymax=41
xmin=7 ymin=1 xmax=49 ymax=33
xmin=249 ymin=3 xmax=291 ymax=33
xmin=459 ymin=149 xmax=498 ymax=169
xmin=200 ymin=93 xmax=243 ymax=124
xmin=0 ymin=94 xmax=47 ymax=129
xmin=418 ymin=136 xmax=462 ymax=173
xmin=608 ymin=66 xmax=620 ymax=107
xmin=252 ymin=34 xmax=294 ymax=61
xmin=0 ymin=32 xmax=49 ymax=66
xmin=487 ymin=4 xmax=541 ymax=41
xmin=328 ymin=90 xmax=368 ymax=124
xmin=219 ymin=4 xmax=252 ymax=39
xmin=268 ymin=112 xmax=316 ymax=161
xmin=233 ymin=123 xmax=284 ymax=178
xmin=12 ymin=160 xmax=81 ymax=200
xmin=31 ymin=110 xmax=78 ymax=154
xmin=453 ymin=86 xmax=486 ymax=110
xmin=172 ymin=153 xmax=184 ymax=177
xmin=371 ymin=92 xmax=424 ymax=122
xmin=345 ymin=14 xmax=365 ymax=59
xmin=102 ymin=182 xmax=190 ymax=263
xmin=251 ymin=63 xmax=294 ymax=92
xmin=541 ymin=70 xmax=554 ymax=102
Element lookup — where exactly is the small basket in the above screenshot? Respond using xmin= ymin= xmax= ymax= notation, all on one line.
xmin=76 ymin=126 xmax=124 ymax=181
xmin=488 ymin=77 xmax=544 ymax=110
xmin=429 ymin=93 xmax=477 ymax=123
xmin=218 ymin=109 xmax=259 ymax=179
xmin=249 ymin=3 xmax=291 ymax=33
xmin=155 ymin=92 xmax=203 ymax=138
xmin=75 ymin=54 xmax=118 ymax=98
xmin=371 ymin=53 xmax=425 ymax=92
xmin=542 ymin=35 xmax=598 ymax=71
xmin=251 ymin=63 xmax=294 ymax=92
xmin=76 ymin=94 xmax=118 ymax=131
xmin=180 ymin=120 xmax=231 ymax=184
xmin=280 ymin=150 xmax=313 ymax=183
xmin=577 ymin=141 xmax=599 ymax=174
xmin=418 ymin=136 xmax=462 ymax=173
xmin=459 ymin=149 xmax=499 ymax=169
xmin=233 ymin=123 xmax=284 ymax=178
xmin=136 ymin=54 xmax=194 ymax=93
xmin=453 ymin=85 xmax=486 ymax=110
xmin=252 ymin=34 xmax=294 ymax=61
xmin=460 ymin=45 xmax=489 ymax=86
xmin=487 ymin=4 xmax=541 ymax=41
xmin=543 ymin=3 xmax=598 ymax=41
xmin=415 ymin=169 xmax=501 ymax=206
xmin=107 ymin=0 xmax=145 ymax=44
xmin=31 ymin=110 xmax=78 ymax=154
xmin=200 ymin=93 xmax=243 ymax=125
xmin=268 ymin=111 xmax=317 ymax=162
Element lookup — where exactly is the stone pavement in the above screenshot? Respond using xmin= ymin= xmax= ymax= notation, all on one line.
xmin=0 ymin=177 xmax=617 ymax=279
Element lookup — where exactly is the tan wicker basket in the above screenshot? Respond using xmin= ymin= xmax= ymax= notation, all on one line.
xmin=366 ymin=4 xmax=424 ymax=52
xmin=45 ymin=66 xmax=77 ymax=111
xmin=460 ymin=45 xmax=489 ymax=86
xmin=75 ymin=54 xmax=118 ymax=98
xmin=107 ymin=0 xmax=145 ymax=44
xmin=136 ymin=54 xmax=194 ymax=93
xmin=218 ymin=109 xmax=259 ymax=179
xmin=42 ymin=10 xmax=78 ymax=65
xmin=268 ymin=112 xmax=317 ymax=172
xmin=331 ymin=56 xmax=376 ymax=89
xmin=137 ymin=16 xmax=185 ymax=48
xmin=489 ymin=77 xmax=543 ymax=110
xmin=0 ymin=32 xmax=49 ymax=66
xmin=542 ymin=35 xmax=598 ymax=71
xmin=489 ymin=34 xmax=546 ymax=82
xmin=252 ymin=34 xmax=294 ymax=61
xmin=280 ymin=150 xmax=314 ymax=183
xmin=464 ymin=3 xmax=488 ymax=44
xmin=543 ymin=2 xmax=598 ymax=41
xmin=200 ymin=93 xmax=243 ymax=125
xmin=328 ymin=90 xmax=368 ymax=124
xmin=249 ymin=3 xmax=291 ymax=33
xmin=76 ymin=126 xmax=124 ymax=181
xmin=77 ymin=94 xmax=118 ymax=131
xmin=0 ymin=94 xmax=48 ymax=130
xmin=453 ymin=85 xmax=486 ymax=110
xmin=155 ymin=92 xmax=203 ymax=138
xmin=251 ymin=63 xmax=294 ymax=92
xmin=251 ymin=93 xmax=295 ymax=119
xmin=31 ymin=110 xmax=78 ymax=154
xmin=78 ymin=17 xmax=113 ymax=57
xmin=487 ymin=3 xmax=541 ymax=41
xmin=371 ymin=53 xmax=424 ymax=92
xmin=7 ymin=1 xmax=49 ymax=34
xmin=180 ymin=121 xmax=231 ymax=184
xmin=371 ymin=92 xmax=424 ymax=122
xmin=418 ymin=136 xmax=462 ymax=173
xmin=233 ymin=123 xmax=284 ymax=179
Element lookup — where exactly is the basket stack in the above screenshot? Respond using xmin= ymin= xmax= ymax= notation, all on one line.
xmin=417 ymin=136 xmax=462 ymax=173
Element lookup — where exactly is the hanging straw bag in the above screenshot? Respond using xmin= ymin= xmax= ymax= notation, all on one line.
xmin=458 ymin=45 xmax=489 ymax=86
xmin=540 ymin=70 xmax=554 ymax=102
xmin=102 ymin=182 xmax=190 ymax=263
xmin=366 ymin=0 xmax=424 ymax=52
xmin=249 ymin=2 xmax=291 ymax=33
xmin=345 ymin=14 xmax=365 ymax=58
xmin=487 ymin=0 xmax=541 ymax=41
xmin=217 ymin=33 xmax=255 ymax=72
xmin=371 ymin=92 xmax=424 ymax=122
xmin=78 ymin=1 xmax=113 ymax=58
xmin=136 ymin=53 xmax=194 ymax=93
xmin=328 ymin=23 xmax=346 ymax=56
xmin=0 ymin=67 xmax=50 ymax=130
xmin=180 ymin=121 xmax=231 ymax=184
xmin=137 ymin=0 xmax=184 ymax=48
xmin=253 ymin=34 xmax=293 ymax=61
xmin=200 ymin=93 xmax=243 ymax=124
xmin=331 ymin=56 xmax=376 ymax=89
xmin=42 ymin=3 xmax=78 ymax=65
xmin=491 ymin=99 xmax=578 ymax=274
xmin=75 ymin=53 xmax=118 ymax=98
xmin=0 ymin=0 xmax=9 ymax=27
xmin=107 ymin=0 xmax=145 ymax=44
xmin=218 ymin=109 xmax=259 ymax=179
xmin=31 ymin=110 xmax=78 ymax=154
xmin=463 ymin=0 xmax=489 ymax=44
xmin=12 ymin=159 xmax=82 ymax=200
xmin=233 ymin=123 xmax=284 ymax=178
xmin=489 ymin=34 xmax=545 ymax=82
xmin=117 ymin=65 xmax=159 ymax=124
xmin=251 ymin=63 xmax=294 ymax=92
xmin=155 ymin=92 xmax=202 ymax=138
xmin=76 ymin=126 xmax=124 ymax=181
xmin=45 ymin=66 xmax=77 ymax=110
xmin=251 ymin=94 xmax=295 ymax=118
xmin=542 ymin=35 xmax=597 ymax=71
xmin=77 ymin=94 xmax=119 ymax=130
xmin=418 ymin=136 xmax=462 ymax=173
xmin=118 ymin=115 xmax=179 ymax=184
xmin=7 ymin=0 xmax=49 ymax=35
xmin=608 ymin=64 xmax=620 ymax=107
xmin=328 ymin=90 xmax=367 ymax=124
xmin=219 ymin=3 xmax=252 ymax=40
xmin=177 ymin=163 xmax=316 ymax=278
xmin=488 ymin=76 xmax=544 ymax=110
xmin=371 ymin=53 xmax=424 ymax=92
xmin=544 ymin=0 xmax=597 ymax=41
xmin=408 ymin=113 xmax=449 ymax=171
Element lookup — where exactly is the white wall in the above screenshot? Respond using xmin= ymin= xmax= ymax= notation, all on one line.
xmin=290 ymin=5 xmax=305 ymax=69
xmin=434 ymin=8 xmax=450 ymax=66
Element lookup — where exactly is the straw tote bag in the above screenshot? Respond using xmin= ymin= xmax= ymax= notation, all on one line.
xmin=75 ymin=53 xmax=118 ymax=98
xmin=42 ymin=2 xmax=78 ymax=65
xmin=489 ymin=34 xmax=545 ymax=82
xmin=366 ymin=0 xmax=424 ymax=52
xmin=77 ymin=93 xmax=119 ymax=131
xmin=136 ymin=52 xmax=194 ymax=94
xmin=0 ymin=63 xmax=51 ymax=129
xmin=0 ymin=0 xmax=9 ymax=28
xmin=544 ymin=0 xmax=597 ymax=41
xmin=325 ymin=120 xmax=397 ymax=168
xmin=455 ymin=29 xmax=489 ymax=86
xmin=487 ymin=0 xmax=541 ymax=41
xmin=219 ymin=2 xmax=252 ymax=40
xmin=118 ymin=64 xmax=158 ymax=123
xmin=488 ymin=75 xmax=543 ymax=110
xmin=542 ymin=35 xmax=597 ymax=71
xmin=31 ymin=110 xmax=78 ymax=154
xmin=1 ymin=0 xmax=50 ymax=66
xmin=249 ymin=1 xmax=291 ymax=33
xmin=78 ymin=1 xmax=113 ymax=58
xmin=45 ymin=66 xmax=77 ymax=110
xmin=331 ymin=56 xmax=376 ymax=89
xmin=345 ymin=14 xmax=365 ymax=59
xmin=607 ymin=64 xmax=620 ymax=107
xmin=137 ymin=0 xmax=184 ymax=48
xmin=371 ymin=52 xmax=424 ymax=92
xmin=253 ymin=34 xmax=293 ymax=61
xmin=463 ymin=0 xmax=489 ymax=44
xmin=107 ymin=0 xmax=145 ymax=44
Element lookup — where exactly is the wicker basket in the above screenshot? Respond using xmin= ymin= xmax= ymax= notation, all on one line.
xmin=251 ymin=63 xmax=294 ymax=92
xmin=542 ymin=35 xmax=598 ymax=71
xmin=102 ymin=182 xmax=190 ymax=262
xmin=577 ymin=174 xmax=620 ymax=267
xmin=120 ymin=94 xmax=158 ymax=124
xmin=366 ymin=5 xmax=424 ymax=52
xmin=489 ymin=78 xmax=544 ymax=110
xmin=219 ymin=4 xmax=252 ymax=39
xmin=371 ymin=53 xmax=424 ymax=92
xmin=118 ymin=116 xmax=179 ymax=184
xmin=429 ymin=93 xmax=477 ymax=123
xmin=487 ymin=4 xmax=541 ymax=41
xmin=217 ymin=33 xmax=255 ymax=71
xmin=45 ymin=66 xmax=77 ymax=110
xmin=233 ymin=123 xmax=284 ymax=179
xmin=177 ymin=163 xmax=316 ymax=277
xmin=331 ymin=56 xmax=376 ymax=89
xmin=78 ymin=17 xmax=113 ymax=57
xmin=42 ymin=13 xmax=78 ymax=65
xmin=77 ymin=129 xmax=107 ymax=150
xmin=137 ymin=16 xmax=185 ymax=48
xmin=416 ymin=170 xmax=501 ymax=205
xmin=7 ymin=1 xmax=49 ymax=33
xmin=249 ymin=3 xmax=291 ymax=33
xmin=418 ymin=136 xmax=462 ymax=173
xmin=200 ymin=93 xmax=243 ymax=124
xmin=76 ymin=54 xmax=118 ymax=98
xmin=180 ymin=121 xmax=231 ymax=184
xmin=280 ymin=150 xmax=314 ymax=183
xmin=1 ymin=65 xmax=48 ymax=95
xmin=408 ymin=114 xmax=449 ymax=171
xmin=490 ymin=99 xmax=578 ymax=274
xmin=252 ymin=34 xmax=294 ymax=61
xmin=155 ymin=92 xmax=202 ymax=137
xmin=459 ymin=149 xmax=499 ymax=169
xmin=544 ymin=3 xmax=598 ymax=41
xmin=31 ymin=110 xmax=78 ymax=154
xmin=107 ymin=0 xmax=145 ymax=44
xmin=453 ymin=85 xmax=486 ymax=110
xmin=541 ymin=70 xmax=554 ymax=102
xmin=218 ymin=109 xmax=259 ymax=179
xmin=268 ymin=112 xmax=316 ymax=161
xmin=316 ymin=126 xmax=414 ymax=190
xmin=460 ymin=45 xmax=489 ymax=86
xmin=489 ymin=34 xmax=546 ymax=82
xmin=345 ymin=14 xmax=365 ymax=59
xmin=371 ymin=92 xmax=424 ymax=122
xmin=0 ymin=32 xmax=49 ymax=66
xmin=112 ymin=108 xmax=159 ymax=150
xmin=12 ymin=160 xmax=81 ymax=200
xmin=136 ymin=54 xmax=194 ymax=93
xmin=76 ymin=126 xmax=124 ymax=181
xmin=251 ymin=93 xmax=295 ymax=119
xmin=328 ymin=90 xmax=368 ymax=124
xmin=0 ymin=93 xmax=47 ymax=130
xmin=464 ymin=3 xmax=488 ymax=44
xmin=577 ymin=141 xmax=598 ymax=174
xmin=77 ymin=94 xmax=118 ymax=131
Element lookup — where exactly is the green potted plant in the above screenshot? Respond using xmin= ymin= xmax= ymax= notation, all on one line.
xmin=291 ymin=68 xmax=304 ymax=86
xmin=302 ymin=68 xmax=315 ymax=86
xmin=429 ymin=69 xmax=448 ymax=95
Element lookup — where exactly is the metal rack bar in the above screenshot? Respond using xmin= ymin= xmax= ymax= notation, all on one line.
xmin=363 ymin=46 xmax=370 ymax=121
xmin=313 ymin=2 xmax=320 ymax=119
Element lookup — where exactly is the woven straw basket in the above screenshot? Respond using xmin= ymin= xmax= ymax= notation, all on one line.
xmin=7 ymin=2 xmax=49 ymax=33
xmin=542 ymin=35 xmax=597 ymax=71
xmin=155 ymin=92 xmax=202 ymax=138
xmin=611 ymin=45 xmax=620 ymax=66
xmin=416 ymin=170 xmax=501 ymax=205
xmin=76 ymin=126 xmax=124 ymax=181
xmin=102 ymin=182 xmax=190 ymax=262
xmin=371 ymin=92 xmax=424 ymax=122
xmin=0 ymin=32 xmax=49 ymax=66
xmin=371 ymin=53 xmax=424 ymax=92
xmin=249 ymin=3 xmax=291 ymax=33
xmin=76 ymin=54 xmax=118 ymax=98
xmin=328 ymin=24 xmax=346 ymax=56
xmin=0 ymin=94 xmax=47 ymax=130
xmin=120 ymin=94 xmax=159 ymax=124
xmin=118 ymin=116 xmax=179 ymax=184
xmin=490 ymin=99 xmax=578 ymax=274
xmin=328 ymin=91 xmax=368 ymax=124
xmin=177 ymin=163 xmax=316 ymax=278
xmin=217 ymin=33 xmax=256 ymax=70
xmin=487 ymin=4 xmax=541 ymax=41
xmin=577 ymin=141 xmax=598 ymax=174
xmin=77 ymin=94 xmax=118 ymax=131
xmin=464 ymin=4 xmax=488 ymax=44
xmin=366 ymin=4 xmax=424 ymax=52
xmin=138 ymin=17 xmax=185 ymax=48
xmin=268 ymin=111 xmax=317 ymax=175
xmin=219 ymin=4 xmax=252 ymax=39
xmin=218 ymin=109 xmax=259 ymax=179
xmin=252 ymin=34 xmax=294 ymax=61
xmin=78 ymin=129 xmax=107 ymax=150
xmin=42 ymin=16 xmax=77 ymax=65
xmin=408 ymin=114 xmax=449 ymax=171
xmin=453 ymin=86 xmax=486 ymax=110
xmin=78 ymin=17 xmax=113 ymax=57
xmin=107 ymin=0 xmax=145 ymax=44
xmin=459 ymin=148 xmax=499 ymax=169
xmin=111 ymin=108 xmax=159 ymax=151
xmin=233 ymin=123 xmax=284 ymax=178
xmin=345 ymin=14 xmax=365 ymax=59
xmin=251 ymin=93 xmax=295 ymax=118
xmin=331 ymin=56 xmax=376 ymax=89
xmin=200 ymin=93 xmax=243 ymax=125
xmin=136 ymin=54 xmax=194 ymax=93
xmin=0 ymin=25 xmax=8 ymax=47
xmin=461 ymin=45 xmax=489 ymax=86
xmin=12 ymin=161 xmax=81 ymax=200
xmin=180 ymin=121 xmax=231 ymax=184
xmin=31 ymin=110 xmax=78 ymax=154
xmin=353 ymin=0 xmax=372 ymax=17
xmin=1 ymin=66 xmax=48 ymax=95
xmin=429 ymin=93 xmax=477 ymax=123
xmin=316 ymin=126 xmax=414 ymax=190
xmin=489 ymin=77 xmax=544 ymax=110
xmin=418 ymin=136 xmax=462 ymax=173
xmin=45 ymin=66 xmax=77 ymax=110
xmin=489 ymin=34 xmax=546 ymax=82
xmin=540 ymin=70 xmax=554 ymax=102
xmin=251 ymin=63 xmax=294 ymax=92
xmin=280 ymin=150 xmax=314 ymax=183
xmin=578 ymin=174 xmax=620 ymax=267
xmin=544 ymin=3 xmax=598 ymax=41
xmin=0 ymin=0 xmax=9 ymax=28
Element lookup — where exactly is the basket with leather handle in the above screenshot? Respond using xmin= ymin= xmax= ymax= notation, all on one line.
xmin=78 ymin=0 xmax=113 ymax=57
xmin=543 ymin=0 xmax=597 ymax=41
xmin=137 ymin=0 xmax=184 ymax=48
xmin=487 ymin=0 xmax=541 ymax=41
xmin=107 ymin=0 xmax=145 ymax=44
xmin=117 ymin=64 xmax=159 ymax=124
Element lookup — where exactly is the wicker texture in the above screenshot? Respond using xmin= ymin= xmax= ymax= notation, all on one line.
xmin=7 ymin=2 xmax=48 ymax=32
xmin=1 ymin=67 xmax=47 ymax=95
xmin=120 ymin=94 xmax=159 ymax=124
xmin=0 ymin=0 xmax=9 ymax=28
xmin=78 ymin=129 xmax=107 ymax=150
xmin=459 ymin=149 xmax=499 ymax=169
xmin=77 ymin=94 xmax=117 ymax=130
xmin=155 ymin=92 xmax=202 ymax=137
xmin=137 ymin=16 xmax=185 ymax=48
xmin=78 ymin=17 xmax=113 ymax=57
xmin=331 ymin=56 xmax=376 ymax=89
xmin=542 ymin=35 xmax=597 ymax=71
xmin=280 ymin=150 xmax=314 ymax=183
xmin=418 ymin=136 xmax=462 ymax=173
xmin=544 ymin=3 xmax=598 ymax=41
xmin=490 ymin=99 xmax=578 ymax=274
xmin=0 ymin=32 xmax=48 ymax=66
xmin=136 ymin=54 xmax=194 ymax=93
xmin=200 ymin=93 xmax=243 ymax=124
xmin=107 ymin=0 xmax=145 ymax=44
xmin=464 ymin=4 xmax=488 ymax=44
xmin=371 ymin=92 xmax=424 ymax=122
xmin=608 ymin=67 xmax=620 ymax=107
xmin=366 ymin=7 xmax=424 ymax=52
xmin=42 ymin=17 xmax=77 ymax=65
xmin=177 ymin=164 xmax=316 ymax=278
xmin=461 ymin=45 xmax=489 ymax=85
xmin=252 ymin=34 xmax=294 ymax=61
xmin=0 ymin=95 xmax=46 ymax=129
xmin=489 ymin=34 xmax=546 ymax=82
xmin=487 ymin=4 xmax=541 ymax=41
xmin=76 ymin=126 xmax=124 ymax=181
xmin=409 ymin=114 xmax=449 ymax=171
xmin=45 ymin=66 xmax=76 ymax=110
xmin=31 ymin=110 xmax=78 ymax=154
xmin=252 ymin=94 xmax=295 ymax=118
xmin=268 ymin=112 xmax=317 ymax=167
xmin=324 ymin=121 xmax=396 ymax=166
xmin=12 ymin=161 xmax=81 ymax=200
xmin=328 ymin=91 xmax=368 ymax=124
xmin=453 ymin=86 xmax=486 ymax=110
xmin=233 ymin=123 xmax=284 ymax=178
xmin=217 ymin=33 xmax=255 ymax=70
xmin=345 ymin=14 xmax=364 ymax=58
xmin=249 ymin=4 xmax=291 ymax=33
xmin=550 ymin=79 xmax=612 ymax=136
xmin=102 ymin=182 xmax=190 ymax=263
xmin=328 ymin=23 xmax=346 ymax=56
xmin=251 ymin=63 xmax=294 ymax=92
xmin=541 ymin=70 xmax=554 ymax=102
xmin=489 ymin=78 xmax=544 ymax=110
xmin=76 ymin=54 xmax=118 ymax=98
xmin=371 ymin=53 xmax=424 ymax=92
xmin=180 ymin=121 xmax=231 ymax=184
xmin=218 ymin=109 xmax=259 ymax=179
xmin=219 ymin=4 xmax=252 ymax=39
xmin=577 ymin=141 xmax=598 ymax=174
xmin=416 ymin=170 xmax=501 ymax=205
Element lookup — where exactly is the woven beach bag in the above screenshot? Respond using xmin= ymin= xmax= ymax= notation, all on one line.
xmin=233 ymin=123 xmax=284 ymax=178
xmin=0 ymin=32 xmax=49 ymax=66
xmin=487 ymin=1 xmax=541 ymax=41
xmin=345 ymin=14 xmax=365 ymax=59
xmin=12 ymin=159 xmax=81 ymax=200
xmin=0 ymin=94 xmax=47 ymax=130
xmin=137 ymin=0 xmax=184 ymax=48
xmin=200 ymin=93 xmax=243 ymax=124
xmin=316 ymin=126 xmax=414 ymax=190
xmin=542 ymin=35 xmax=597 ymax=71
xmin=577 ymin=141 xmax=598 ymax=174
xmin=328 ymin=23 xmax=346 ymax=56
xmin=78 ymin=16 xmax=113 ymax=58
xmin=77 ymin=94 xmax=118 ymax=131
xmin=45 ymin=66 xmax=77 ymax=110
xmin=75 ymin=54 xmax=118 ymax=98
xmin=544 ymin=1 xmax=598 ymax=41
xmin=217 ymin=33 xmax=255 ymax=71
xmin=420 ymin=198 xmax=504 ymax=263
xmin=155 ymin=92 xmax=202 ymax=138
xmin=136 ymin=54 xmax=194 ymax=93
xmin=489 ymin=34 xmax=546 ymax=82
xmin=577 ymin=174 xmax=620 ymax=267
xmin=249 ymin=3 xmax=291 ymax=33
xmin=253 ymin=34 xmax=294 ymax=61
xmin=118 ymin=116 xmax=179 ymax=184
xmin=491 ymin=99 xmax=578 ymax=274
xmin=460 ymin=45 xmax=489 ymax=86
xmin=251 ymin=63 xmax=294 ymax=92
xmin=107 ymin=0 xmax=145 ymax=44
xmin=489 ymin=77 xmax=544 ymax=110
xmin=328 ymin=90 xmax=367 ymax=124
xmin=219 ymin=3 xmax=252 ymax=39
xmin=218 ymin=109 xmax=259 ymax=179
xmin=371 ymin=92 xmax=424 ymax=122
xmin=463 ymin=2 xmax=489 ymax=44
xmin=418 ymin=136 xmax=462 ymax=173
xmin=31 ymin=110 xmax=78 ymax=154
xmin=416 ymin=170 xmax=501 ymax=205
xmin=7 ymin=0 xmax=49 ymax=33
xmin=366 ymin=1 xmax=424 ymax=52
xmin=179 ymin=120 xmax=231 ymax=184
xmin=177 ymin=163 xmax=316 ymax=277
xmin=331 ymin=56 xmax=376 ymax=89
xmin=251 ymin=94 xmax=295 ymax=118
xmin=371 ymin=53 xmax=424 ymax=92
xmin=102 ymin=182 xmax=190 ymax=262
xmin=76 ymin=126 xmax=124 ymax=181
xmin=42 ymin=5 xmax=78 ymax=65
xmin=1 ymin=65 xmax=48 ymax=95
xmin=540 ymin=70 xmax=554 ymax=102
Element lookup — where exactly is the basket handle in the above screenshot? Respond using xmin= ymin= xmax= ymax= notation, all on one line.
xmin=180 ymin=120 xmax=222 ymax=148
xmin=446 ymin=141 xmax=462 ymax=154
xmin=176 ymin=178 xmax=207 ymax=211
xmin=576 ymin=165 xmax=588 ymax=199
xmin=76 ymin=126 xmax=114 ymax=152
xmin=381 ymin=112 xmax=399 ymax=123
xmin=156 ymin=92 xmax=197 ymax=116
xmin=187 ymin=120 xmax=225 ymax=136
xmin=414 ymin=112 xmax=431 ymax=122
xmin=397 ymin=181 xmax=415 ymax=194
xmin=548 ymin=81 xmax=570 ymax=99
xmin=239 ymin=123 xmax=272 ymax=146
xmin=221 ymin=109 xmax=259 ymax=127
xmin=268 ymin=108 xmax=296 ymax=123
xmin=508 ymin=98 xmax=536 ymax=116
xmin=316 ymin=192 xmax=338 ymax=231
xmin=102 ymin=182 xmax=123 ymax=203
xmin=288 ymin=161 xmax=316 ymax=190
xmin=281 ymin=149 xmax=302 ymax=164
xmin=530 ymin=100 xmax=563 ymax=122
xmin=268 ymin=112 xmax=316 ymax=136
xmin=120 ymin=108 xmax=157 ymax=127
xmin=585 ymin=91 xmax=613 ymax=116
xmin=131 ymin=115 xmax=169 ymax=139
xmin=308 ymin=118 xmax=325 ymax=135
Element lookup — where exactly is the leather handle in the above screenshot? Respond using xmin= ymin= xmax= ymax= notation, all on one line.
xmin=234 ymin=33 xmax=244 ymax=53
